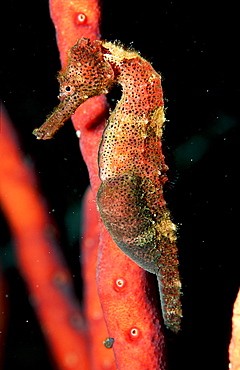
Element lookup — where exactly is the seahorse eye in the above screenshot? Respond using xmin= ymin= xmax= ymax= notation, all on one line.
xmin=63 ymin=84 xmax=75 ymax=96
xmin=58 ymin=84 xmax=75 ymax=101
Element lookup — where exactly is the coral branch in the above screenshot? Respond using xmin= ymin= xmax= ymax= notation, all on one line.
xmin=81 ymin=187 xmax=116 ymax=369
xmin=229 ymin=289 xmax=240 ymax=369
xmin=97 ymin=225 xmax=167 ymax=369
xmin=0 ymin=264 xmax=8 ymax=369
xmin=49 ymin=0 xmax=101 ymax=68
xmin=0 ymin=103 xmax=90 ymax=369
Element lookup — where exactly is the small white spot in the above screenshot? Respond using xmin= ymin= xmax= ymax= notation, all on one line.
xmin=130 ymin=328 xmax=139 ymax=337
xmin=116 ymin=279 xmax=124 ymax=287
xmin=76 ymin=130 xmax=81 ymax=138
xmin=77 ymin=13 xmax=86 ymax=23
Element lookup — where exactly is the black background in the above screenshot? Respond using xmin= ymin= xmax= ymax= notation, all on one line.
xmin=1 ymin=0 xmax=239 ymax=369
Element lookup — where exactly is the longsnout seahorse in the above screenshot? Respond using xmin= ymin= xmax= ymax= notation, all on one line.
xmin=33 ymin=38 xmax=182 ymax=332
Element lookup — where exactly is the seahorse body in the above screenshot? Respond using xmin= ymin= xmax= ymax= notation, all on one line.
xmin=33 ymin=38 xmax=182 ymax=332
xmin=97 ymin=42 xmax=182 ymax=332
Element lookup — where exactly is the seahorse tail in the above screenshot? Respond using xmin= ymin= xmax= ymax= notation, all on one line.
xmin=156 ymin=241 xmax=182 ymax=332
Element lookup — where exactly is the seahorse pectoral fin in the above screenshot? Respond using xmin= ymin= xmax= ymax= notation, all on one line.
xmin=32 ymin=96 xmax=86 ymax=140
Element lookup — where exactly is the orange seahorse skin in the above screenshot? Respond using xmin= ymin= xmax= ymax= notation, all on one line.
xmin=33 ymin=38 xmax=182 ymax=332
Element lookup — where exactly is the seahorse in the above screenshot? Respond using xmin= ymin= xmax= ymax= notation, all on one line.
xmin=33 ymin=38 xmax=182 ymax=332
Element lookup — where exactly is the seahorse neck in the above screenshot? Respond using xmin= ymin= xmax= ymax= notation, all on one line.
xmin=102 ymin=43 xmax=164 ymax=118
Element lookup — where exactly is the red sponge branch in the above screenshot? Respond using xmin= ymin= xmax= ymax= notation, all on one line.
xmin=229 ymin=289 xmax=240 ymax=369
xmin=0 ymin=102 xmax=90 ymax=370
xmin=81 ymin=187 xmax=116 ymax=369
xmin=50 ymin=0 xmax=101 ymax=68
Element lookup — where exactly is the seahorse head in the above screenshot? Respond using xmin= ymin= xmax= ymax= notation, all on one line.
xmin=33 ymin=38 xmax=114 ymax=139
xmin=58 ymin=38 xmax=114 ymax=103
